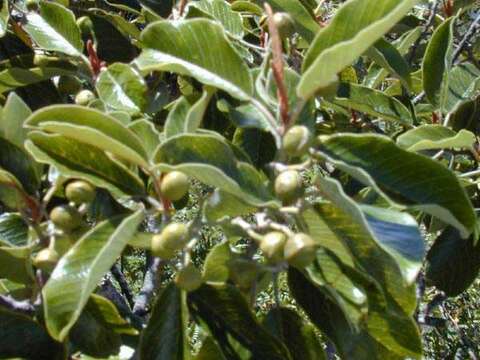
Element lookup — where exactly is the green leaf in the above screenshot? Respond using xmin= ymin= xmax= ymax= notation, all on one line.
xmin=153 ymin=133 xmax=277 ymax=207
xmin=0 ymin=169 xmax=32 ymax=211
xmin=426 ymin=226 xmax=480 ymax=297
xmin=0 ymin=0 xmax=8 ymax=38
xmin=26 ymin=105 xmax=149 ymax=168
xmin=70 ymin=294 xmax=137 ymax=358
xmin=203 ymin=189 xmax=255 ymax=222
xmin=136 ymin=19 xmax=253 ymax=100
xmin=24 ymin=2 xmax=83 ymax=57
xmin=43 ymin=209 xmax=145 ymax=341
xmin=0 ymin=244 xmax=33 ymax=284
xmin=138 ymin=284 xmax=189 ymax=360
xmin=299 ymin=0 xmax=417 ymax=99
xmin=332 ymin=82 xmax=413 ymax=125
xmin=96 ymin=63 xmax=148 ymax=115
xmin=255 ymin=0 xmax=320 ymax=42
xmin=187 ymin=0 xmax=244 ymax=37
xmin=0 ymin=308 xmax=64 ymax=360
xmin=263 ymin=307 xmax=326 ymax=360
xmin=26 ymin=132 xmax=145 ymax=197
xmin=316 ymin=134 xmax=477 ymax=238
xmin=127 ymin=119 xmax=163 ymax=159
xmin=0 ymin=92 xmax=32 ymax=149
xmin=422 ymin=17 xmax=455 ymax=110
xmin=0 ymin=213 xmax=29 ymax=247
xmin=203 ymin=241 xmax=233 ymax=284
xmin=397 ymin=125 xmax=476 ymax=152
xmin=195 ymin=337 xmax=227 ymax=360
xmin=0 ymin=66 xmax=75 ymax=94
xmin=444 ymin=63 xmax=480 ymax=112
xmin=188 ymin=284 xmax=292 ymax=360
xmin=367 ymin=38 xmax=412 ymax=90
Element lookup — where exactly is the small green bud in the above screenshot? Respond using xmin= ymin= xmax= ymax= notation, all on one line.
xmin=75 ymin=90 xmax=95 ymax=106
xmin=282 ymin=125 xmax=312 ymax=157
xmin=260 ymin=231 xmax=287 ymax=263
xmin=151 ymin=223 xmax=189 ymax=259
xmin=50 ymin=205 xmax=82 ymax=232
xmin=284 ymin=233 xmax=316 ymax=268
xmin=160 ymin=171 xmax=190 ymax=201
xmin=65 ymin=180 xmax=96 ymax=205
xmin=274 ymin=170 xmax=302 ymax=204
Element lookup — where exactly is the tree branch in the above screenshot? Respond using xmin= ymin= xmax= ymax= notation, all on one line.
xmin=0 ymin=294 xmax=35 ymax=315
xmin=452 ymin=12 xmax=480 ymax=64
xmin=132 ymin=256 xmax=163 ymax=317
xmin=111 ymin=263 xmax=134 ymax=309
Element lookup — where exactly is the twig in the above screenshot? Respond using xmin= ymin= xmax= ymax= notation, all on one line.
xmin=178 ymin=0 xmax=188 ymax=16
xmin=111 ymin=264 xmax=134 ymax=309
xmin=132 ymin=256 xmax=163 ymax=316
xmin=452 ymin=12 xmax=480 ymax=64
xmin=408 ymin=1 xmax=439 ymax=65
xmin=264 ymin=3 xmax=290 ymax=130
xmin=0 ymin=294 xmax=35 ymax=315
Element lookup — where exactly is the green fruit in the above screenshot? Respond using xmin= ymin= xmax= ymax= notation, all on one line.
xmin=260 ymin=231 xmax=287 ymax=263
xmin=160 ymin=171 xmax=190 ymax=201
xmin=75 ymin=90 xmax=95 ymax=106
xmin=76 ymin=16 xmax=93 ymax=35
xmin=175 ymin=264 xmax=203 ymax=292
xmin=33 ymin=248 xmax=59 ymax=271
xmin=284 ymin=233 xmax=317 ymax=268
xmin=228 ymin=259 xmax=258 ymax=289
xmin=26 ymin=0 xmax=39 ymax=11
xmin=65 ymin=180 xmax=96 ymax=205
xmin=282 ymin=125 xmax=312 ymax=157
xmin=274 ymin=170 xmax=302 ymax=204
xmin=50 ymin=205 xmax=82 ymax=232
xmin=151 ymin=223 xmax=189 ymax=259
xmin=272 ymin=12 xmax=295 ymax=39
xmin=57 ymin=75 xmax=82 ymax=95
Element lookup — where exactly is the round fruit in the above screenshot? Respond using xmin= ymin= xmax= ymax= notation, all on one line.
xmin=65 ymin=180 xmax=96 ymax=205
xmin=57 ymin=75 xmax=82 ymax=95
xmin=75 ymin=90 xmax=95 ymax=106
xmin=26 ymin=0 xmax=39 ymax=11
xmin=151 ymin=223 xmax=189 ymax=259
xmin=282 ymin=125 xmax=312 ymax=157
xmin=50 ymin=205 xmax=82 ymax=232
xmin=228 ymin=259 xmax=258 ymax=289
xmin=76 ymin=16 xmax=93 ymax=35
xmin=160 ymin=171 xmax=189 ymax=201
xmin=33 ymin=248 xmax=59 ymax=271
xmin=260 ymin=231 xmax=287 ymax=263
xmin=284 ymin=233 xmax=317 ymax=268
xmin=274 ymin=170 xmax=302 ymax=204
xmin=272 ymin=12 xmax=295 ymax=39
xmin=175 ymin=264 xmax=203 ymax=292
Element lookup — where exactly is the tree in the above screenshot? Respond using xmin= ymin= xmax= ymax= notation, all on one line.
xmin=0 ymin=0 xmax=479 ymax=359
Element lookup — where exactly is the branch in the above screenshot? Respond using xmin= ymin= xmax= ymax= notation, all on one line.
xmin=0 ymin=294 xmax=35 ymax=315
xmin=132 ymin=256 xmax=163 ymax=317
xmin=111 ymin=263 xmax=134 ymax=309
xmin=264 ymin=3 xmax=290 ymax=130
xmin=452 ymin=12 xmax=480 ymax=64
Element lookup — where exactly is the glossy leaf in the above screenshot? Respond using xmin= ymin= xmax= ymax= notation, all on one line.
xmin=154 ymin=133 xmax=277 ymax=207
xmin=24 ymin=2 xmax=83 ymax=57
xmin=26 ymin=132 xmax=145 ymax=197
xmin=96 ymin=63 xmax=148 ymax=114
xmin=136 ymin=19 xmax=253 ymax=100
xmin=0 ymin=0 xmax=7 ymax=38
xmin=0 ymin=92 xmax=31 ymax=149
xmin=0 ymin=308 xmax=64 ymax=360
xmin=426 ymin=226 xmax=480 ymax=297
xmin=203 ymin=242 xmax=233 ymax=284
xmin=332 ymin=82 xmax=413 ymax=125
xmin=188 ymin=284 xmax=292 ymax=360
xmin=43 ymin=210 xmax=145 ymax=341
xmin=187 ymin=0 xmax=244 ymax=37
xmin=397 ymin=125 xmax=476 ymax=152
xmin=299 ymin=0 xmax=417 ymax=98
xmin=25 ymin=105 xmax=149 ymax=168
xmin=316 ymin=134 xmax=477 ymax=238
xmin=138 ymin=284 xmax=189 ymax=360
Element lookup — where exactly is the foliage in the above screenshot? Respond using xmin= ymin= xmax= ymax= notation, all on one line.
xmin=0 ymin=0 xmax=479 ymax=359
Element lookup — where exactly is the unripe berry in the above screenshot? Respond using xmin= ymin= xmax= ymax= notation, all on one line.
xmin=260 ymin=231 xmax=287 ymax=263
xmin=274 ymin=170 xmax=302 ymax=204
xmin=282 ymin=125 xmax=312 ymax=157
xmin=160 ymin=171 xmax=189 ymax=201
xmin=75 ymin=90 xmax=95 ymax=106
xmin=65 ymin=180 xmax=96 ymax=205
xmin=284 ymin=233 xmax=317 ymax=268
xmin=50 ymin=205 xmax=82 ymax=232
xmin=175 ymin=264 xmax=203 ymax=292
xmin=151 ymin=223 xmax=189 ymax=259
xmin=33 ymin=248 xmax=59 ymax=271
xmin=272 ymin=12 xmax=295 ymax=39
